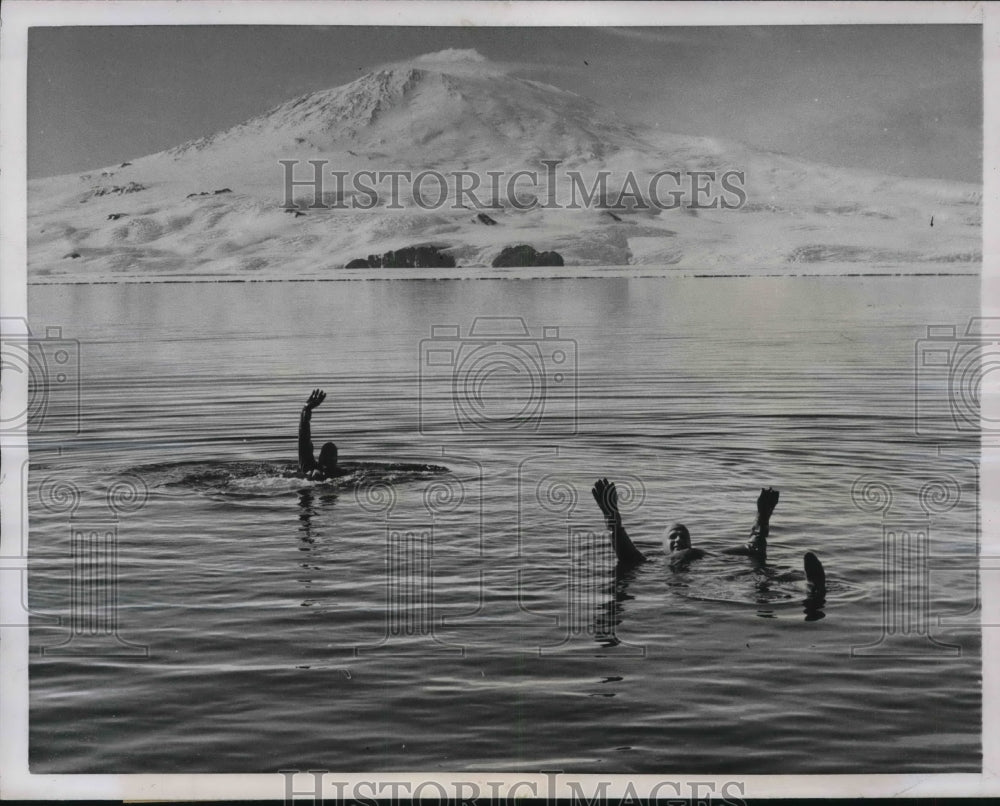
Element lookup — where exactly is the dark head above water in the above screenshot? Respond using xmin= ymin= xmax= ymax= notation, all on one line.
xmin=318 ymin=441 xmax=338 ymax=476
xmin=665 ymin=523 xmax=707 ymax=566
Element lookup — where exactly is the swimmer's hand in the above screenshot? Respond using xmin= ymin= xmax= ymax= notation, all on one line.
xmin=592 ymin=478 xmax=620 ymax=523
xmin=304 ymin=389 xmax=327 ymax=411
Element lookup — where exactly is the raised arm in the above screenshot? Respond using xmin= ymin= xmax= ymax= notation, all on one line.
xmin=748 ymin=487 xmax=779 ymax=551
xmin=298 ymin=389 xmax=326 ymax=474
xmin=592 ymin=478 xmax=647 ymax=566
xmin=721 ymin=487 xmax=778 ymax=557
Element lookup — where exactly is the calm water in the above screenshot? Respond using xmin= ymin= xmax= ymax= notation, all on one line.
xmin=26 ymin=276 xmax=980 ymax=773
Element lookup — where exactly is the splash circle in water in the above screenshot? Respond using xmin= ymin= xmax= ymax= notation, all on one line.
xmin=134 ymin=459 xmax=451 ymax=502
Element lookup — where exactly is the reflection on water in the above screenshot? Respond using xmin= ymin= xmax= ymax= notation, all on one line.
xmin=595 ymin=564 xmax=641 ymax=649
xmin=27 ymin=276 xmax=980 ymax=773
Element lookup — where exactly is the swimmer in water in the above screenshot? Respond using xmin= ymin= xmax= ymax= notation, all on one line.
xmin=591 ymin=478 xmax=826 ymax=591
xmin=298 ymin=389 xmax=342 ymax=480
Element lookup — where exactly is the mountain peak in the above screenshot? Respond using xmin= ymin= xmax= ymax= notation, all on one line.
xmin=411 ymin=48 xmax=489 ymax=66
xmin=167 ymin=53 xmax=624 ymax=163
xmin=387 ymin=48 xmax=503 ymax=77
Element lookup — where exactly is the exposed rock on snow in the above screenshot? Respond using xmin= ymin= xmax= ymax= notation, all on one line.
xmin=87 ymin=182 xmax=147 ymax=200
xmin=492 ymin=244 xmax=564 ymax=267
xmin=351 ymin=244 xmax=457 ymax=269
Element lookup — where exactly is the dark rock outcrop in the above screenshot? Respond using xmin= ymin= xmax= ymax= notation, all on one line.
xmin=349 ymin=245 xmax=456 ymax=269
xmin=91 ymin=182 xmax=146 ymax=198
xmin=107 ymin=213 xmax=128 ymax=221
xmin=64 ymin=252 xmax=81 ymax=259
xmin=491 ymin=244 xmax=564 ymax=268
xmin=345 ymin=258 xmax=370 ymax=269
xmin=187 ymin=188 xmax=232 ymax=199
xmin=476 ymin=212 xmax=498 ymax=226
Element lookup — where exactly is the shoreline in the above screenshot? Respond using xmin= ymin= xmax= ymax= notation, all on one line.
xmin=27 ymin=266 xmax=982 ymax=286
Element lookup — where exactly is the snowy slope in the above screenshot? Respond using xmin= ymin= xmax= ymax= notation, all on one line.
xmin=28 ymin=49 xmax=981 ymax=280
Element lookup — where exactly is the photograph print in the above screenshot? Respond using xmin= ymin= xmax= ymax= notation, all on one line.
xmin=4 ymin=4 xmax=988 ymax=796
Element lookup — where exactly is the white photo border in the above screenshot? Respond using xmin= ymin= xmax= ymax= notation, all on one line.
xmin=1 ymin=0 xmax=996 ymax=800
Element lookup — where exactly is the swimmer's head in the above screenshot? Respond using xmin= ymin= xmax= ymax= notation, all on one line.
xmin=318 ymin=442 xmax=338 ymax=476
xmin=665 ymin=523 xmax=691 ymax=552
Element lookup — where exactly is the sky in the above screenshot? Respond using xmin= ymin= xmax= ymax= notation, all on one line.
xmin=27 ymin=25 xmax=982 ymax=182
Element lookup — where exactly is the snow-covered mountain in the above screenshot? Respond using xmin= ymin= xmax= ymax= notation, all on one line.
xmin=28 ymin=49 xmax=981 ymax=280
